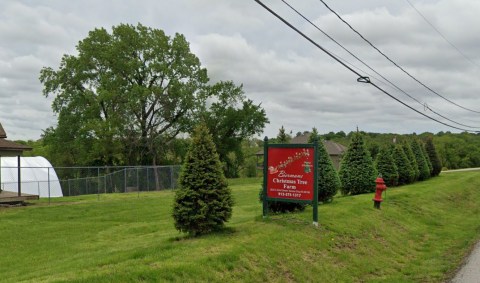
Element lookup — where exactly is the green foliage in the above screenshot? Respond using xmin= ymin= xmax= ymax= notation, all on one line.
xmin=308 ymin=127 xmax=320 ymax=143
xmin=276 ymin=125 xmax=290 ymax=143
xmin=422 ymin=144 xmax=433 ymax=176
xmin=374 ymin=145 xmax=398 ymax=187
xmin=202 ymin=81 xmax=268 ymax=178
xmin=173 ymin=123 xmax=234 ymax=236
xmin=402 ymin=142 xmax=419 ymax=181
xmin=425 ymin=137 xmax=442 ymax=176
xmin=339 ymin=132 xmax=377 ymax=195
xmin=316 ymin=139 xmax=341 ymax=202
xmin=410 ymin=139 xmax=430 ymax=181
xmin=393 ymin=144 xmax=415 ymax=185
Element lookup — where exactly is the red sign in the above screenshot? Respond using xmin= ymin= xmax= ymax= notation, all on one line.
xmin=267 ymin=147 xmax=314 ymax=201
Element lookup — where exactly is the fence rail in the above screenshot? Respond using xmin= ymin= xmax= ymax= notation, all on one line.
xmin=0 ymin=165 xmax=182 ymax=198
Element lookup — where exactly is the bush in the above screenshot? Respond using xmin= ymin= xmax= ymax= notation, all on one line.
xmin=339 ymin=131 xmax=377 ymax=195
xmin=172 ymin=123 xmax=234 ymax=236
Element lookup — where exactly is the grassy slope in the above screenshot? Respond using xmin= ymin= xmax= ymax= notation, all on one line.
xmin=0 ymin=172 xmax=479 ymax=282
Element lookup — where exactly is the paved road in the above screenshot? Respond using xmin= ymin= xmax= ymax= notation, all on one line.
xmin=451 ymin=241 xmax=480 ymax=283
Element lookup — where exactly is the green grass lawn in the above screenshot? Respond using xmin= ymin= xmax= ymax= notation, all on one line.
xmin=1 ymin=171 xmax=480 ymax=282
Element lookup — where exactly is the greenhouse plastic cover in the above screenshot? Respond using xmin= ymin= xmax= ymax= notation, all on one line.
xmin=0 ymin=156 xmax=63 ymax=197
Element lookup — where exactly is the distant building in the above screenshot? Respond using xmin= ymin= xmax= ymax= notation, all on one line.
xmin=256 ymin=133 xmax=347 ymax=170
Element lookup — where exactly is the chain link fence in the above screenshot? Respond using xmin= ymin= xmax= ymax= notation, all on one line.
xmin=0 ymin=165 xmax=182 ymax=198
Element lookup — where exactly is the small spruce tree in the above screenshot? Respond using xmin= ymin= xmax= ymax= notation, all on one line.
xmin=173 ymin=123 xmax=234 ymax=236
xmin=313 ymin=134 xmax=341 ymax=203
xmin=403 ymin=141 xmax=419 ymax=182
xmin=339 ymin=131 xmax=377 ymax=195
xmin=410 ymin=139 xmax=430 ymax=181
xmin=425 ymin=137 xmax=442 ymax=176
xmin=393 ymin=144 xmax=415 ymax=185
xmin=374 ymin=145 xmax=398 ymax=187
xmin=308 ymin=127 xmax=320 ymax=143
xmin=421 ymin=143 xmax=433 ymax=176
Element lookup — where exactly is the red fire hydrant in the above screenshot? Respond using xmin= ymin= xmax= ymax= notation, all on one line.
xmin=373 ymin=177 xmax=387 ymax=209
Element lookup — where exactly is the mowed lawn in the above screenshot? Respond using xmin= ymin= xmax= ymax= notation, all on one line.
xmin=1 ymin=171 xmax=480 ymax=282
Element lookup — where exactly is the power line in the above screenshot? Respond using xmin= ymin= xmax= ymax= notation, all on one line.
xmin=253 ymin=0 xmax=479 ymax=133
xmin=280 ymin=0 xmax=480 ymax=130
xmin=317 ymin=0 xmax=480 ymax=114
xmin=404 ymin=0 xmax=480 ymax=69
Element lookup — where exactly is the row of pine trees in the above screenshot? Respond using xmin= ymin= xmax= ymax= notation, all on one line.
xmin=265 ymin=127 xmax=442 ymax=213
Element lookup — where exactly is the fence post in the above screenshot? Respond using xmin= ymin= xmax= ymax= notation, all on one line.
xmin=170 ymin=166 xmax=174 ymax=190
xmin=124 ymin=168 xmax=127 ymax=193
xmin=147 ymin=167 xmax=149 ymax=192
xmin=97 ymin=167 xmax=100 ymax=201
xmin=48 ymin=167 xmax=51 ymax=205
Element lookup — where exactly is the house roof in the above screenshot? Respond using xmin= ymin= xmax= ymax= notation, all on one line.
xmin=256 ymin=133 xmax=346 ymax=156
xmin=0 ymin=122 xmax=32 ymax=156
xmin=0 ymin=123 xmax=6 ymax=139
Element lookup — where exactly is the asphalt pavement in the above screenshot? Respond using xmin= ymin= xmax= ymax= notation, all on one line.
xmin=451 ymin=241 xmax=480 ymax=283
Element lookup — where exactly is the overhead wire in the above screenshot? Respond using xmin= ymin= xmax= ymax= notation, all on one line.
xmin=280 ymin=0 xmax=480 ymax=129
xmin=253 ymin=0 xmax=479 ymax=133
xmin=317 ymin=0 xmax=480 ymax=114
xmin=404 ymin=0 xmax=480 ymax=69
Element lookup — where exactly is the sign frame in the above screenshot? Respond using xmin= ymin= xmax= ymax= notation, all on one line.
xmin=262 ymin=137 xmax=319 ymax=226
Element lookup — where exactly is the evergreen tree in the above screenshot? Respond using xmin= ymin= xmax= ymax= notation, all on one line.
xmin=173 ymin=123 xmax=234 ymax=236
xmin=374 ymin=145 xmax=398 ymax=187
xmin=277 ymin=125 xmax=290 ymax=143
xmin=339 ymin=131 xmax=377 ymax=195
xmin=393 ymin=144 xmax=415 ymax=185
xmin=316 ymin=138 xmax=341 ymax=202
xmin=425 ymin=137 xmax=442 ymax=176
xmin=308 ymin=127 xmax=320 ymax=143
xmin=410 ymin=139 xmax=430 ymax=181
xmin=403 ymin=141 xmax=419 ymax=181
xmin=421 ymin=143 xmax=433 ymax=176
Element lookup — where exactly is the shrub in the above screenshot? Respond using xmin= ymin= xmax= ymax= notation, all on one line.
xmin=339 ymin=131 xmax=377 ymax=195
xmin=172 ymin=123 xmax=234 ymax=236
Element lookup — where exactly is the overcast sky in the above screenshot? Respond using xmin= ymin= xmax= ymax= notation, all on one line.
xmin=1 ymin=0 xmax=480 ymax=140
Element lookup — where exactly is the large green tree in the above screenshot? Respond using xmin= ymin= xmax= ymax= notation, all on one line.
xmin=173 ymin=123 xmax=233 ymax=236
xmin=40 ymin=23 xmax=208 ymax=166
xmin=339 ymin=132 xmax=377 ymax=195
xmin=202 ymin=81 xmax=268 ymax=178
xmin=403 ymin=141 xmax=419 ymax=182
